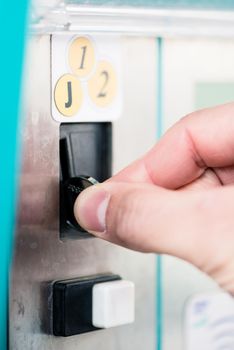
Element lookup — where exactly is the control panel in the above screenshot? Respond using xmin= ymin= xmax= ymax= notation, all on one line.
xmin=11 ymin=31 xmax=156 ymax=350
xmin=60 ymin=122 xmax=112 ymax=239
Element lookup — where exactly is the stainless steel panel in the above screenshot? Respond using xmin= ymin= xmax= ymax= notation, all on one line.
xmin=10 ymin=35 xmax=157 ymax=349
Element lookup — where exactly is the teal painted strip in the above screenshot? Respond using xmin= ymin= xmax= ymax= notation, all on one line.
xmin=156 ymin=256 xmax=163 ymax=350
xmin=156 ymin=37 xmax=163 ymax=350
xmin=0 ymin=1 xmax=29 ymax=348
xmin=156 ymin=37 xmax=163 ymax=140
xmin=68 ymin=0 xmax=234 ymax=10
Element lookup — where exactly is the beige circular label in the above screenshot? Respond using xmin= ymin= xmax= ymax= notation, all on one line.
xmin=54 ymin=74 xmax=83 ymax=117
xmin=69 ymin=37 xmax=95 ymax=78
xmin=88 ymin=61 xmax=117 ymax=107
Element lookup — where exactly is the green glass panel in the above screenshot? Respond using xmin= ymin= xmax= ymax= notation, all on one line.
xmin=195 ymin=82 xmax=234 ymax=109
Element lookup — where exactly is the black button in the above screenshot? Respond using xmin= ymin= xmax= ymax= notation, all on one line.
xmin=53 ymin=274 xmax=121 ymax=337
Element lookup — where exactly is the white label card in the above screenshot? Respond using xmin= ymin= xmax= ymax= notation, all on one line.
xmin=185 ymin=292 xmax=234 ymax=350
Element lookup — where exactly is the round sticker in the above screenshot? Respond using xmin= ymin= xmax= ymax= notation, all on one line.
xmin=54 ymin=74 xmax=83 ymax=117
xmin=88 ymin=61 xmax=117 ymax=107
xmin=68 ymin=37 xmax=95 ymax=78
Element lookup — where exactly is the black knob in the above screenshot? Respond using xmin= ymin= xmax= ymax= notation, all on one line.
xmin=60 ymin=176 xmax=98 ymax=234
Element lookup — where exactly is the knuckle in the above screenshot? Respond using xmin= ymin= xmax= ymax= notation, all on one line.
xmin=210 ymin=256 xmax=234 ymax=292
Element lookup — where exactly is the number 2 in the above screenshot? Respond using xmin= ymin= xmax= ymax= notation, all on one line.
xmin=98 ymin=70 xmax=109 ymax=98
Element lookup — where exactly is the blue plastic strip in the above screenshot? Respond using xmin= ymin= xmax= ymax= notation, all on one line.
xmin=0 ymin=1 xmax=29 ymax=348
xmin=156 ymin=37 xmax=163 ymax=350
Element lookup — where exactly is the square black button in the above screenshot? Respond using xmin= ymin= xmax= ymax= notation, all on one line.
xmin=53 ymin=274 xmax=121 ymax=337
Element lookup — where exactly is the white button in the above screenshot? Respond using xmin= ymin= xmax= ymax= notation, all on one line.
xmin=92 ymin=280 xmax=135 ymax=328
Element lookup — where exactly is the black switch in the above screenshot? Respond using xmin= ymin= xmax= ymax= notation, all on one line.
xmin=60 ymin=123 xmax=112 ymax=239
xmin=60 ymin=123 xmax=112 ymax=183
xmin=53 ymin=274 xmax=121 ymax=337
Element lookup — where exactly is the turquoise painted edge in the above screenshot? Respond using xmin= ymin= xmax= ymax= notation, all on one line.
xmin=0 ymin=1 xmax=29 ymax=348
xmin=156 ymin=37 xmax=163 ymax=350
xmin=68 ymin=0 xmax=234 ymax=10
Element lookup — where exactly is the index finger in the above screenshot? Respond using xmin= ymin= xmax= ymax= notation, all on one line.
xmin=111 ymin=103 xmax=234 ymax=189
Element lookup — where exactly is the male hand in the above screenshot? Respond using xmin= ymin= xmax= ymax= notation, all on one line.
xmin=74 ymin=103 xmax=234 ymax=294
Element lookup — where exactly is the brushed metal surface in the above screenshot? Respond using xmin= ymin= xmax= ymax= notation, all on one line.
xmin=10 ymin=35 xmax=157 ymax=349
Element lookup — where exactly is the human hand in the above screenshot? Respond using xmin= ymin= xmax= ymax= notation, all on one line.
xmin=74 ymin=103 xmax=234 ymax=294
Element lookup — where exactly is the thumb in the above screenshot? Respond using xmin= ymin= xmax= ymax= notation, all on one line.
xmin=74 ymin=182 xmax=234 ymax=293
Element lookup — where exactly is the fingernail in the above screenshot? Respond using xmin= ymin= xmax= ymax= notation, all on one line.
xmin=74 ymin=185 xmax=110 ymax=233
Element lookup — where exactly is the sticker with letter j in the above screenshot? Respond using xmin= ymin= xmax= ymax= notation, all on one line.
xmin=54 ymin=74 xmax=83 ymax=117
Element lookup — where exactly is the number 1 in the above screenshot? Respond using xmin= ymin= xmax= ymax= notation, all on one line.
xmin=79 ymin=46 xmax=87 ymax=70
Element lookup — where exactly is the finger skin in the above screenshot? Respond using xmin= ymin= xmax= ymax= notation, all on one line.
xmin=74 ymin=103 xmax=234 ymax=295
xmin=100 ymin=182 xmax=234 ymax=294
xmin=111 ymin=103 xmax=234 ymax=188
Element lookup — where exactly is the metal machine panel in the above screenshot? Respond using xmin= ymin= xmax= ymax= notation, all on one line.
xmin=10 ymin=35 xmax=157 ymax=349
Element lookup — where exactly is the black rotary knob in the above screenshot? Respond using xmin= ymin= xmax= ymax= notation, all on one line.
xmin=60 ymin=176 xmax=98 ymax=235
